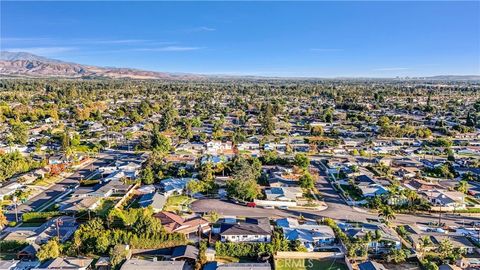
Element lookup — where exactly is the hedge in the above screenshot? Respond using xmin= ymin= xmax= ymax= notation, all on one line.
xmin=22 ymin=211 xmax=62 ymax=223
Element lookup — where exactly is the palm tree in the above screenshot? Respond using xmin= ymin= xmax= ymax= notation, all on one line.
xmin=418 ymin=236 xmax=431 ymax=258
xmin=455 ymin=180 xmax=469 ymax=194
xmin=404 ymin=189 xmax=419 ymax=211
xmin=379 ymin=205 xmax=396 ymax=223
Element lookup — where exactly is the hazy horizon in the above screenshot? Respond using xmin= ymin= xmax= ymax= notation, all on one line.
xmin=1 ymin=1 xmax=479 ymax=78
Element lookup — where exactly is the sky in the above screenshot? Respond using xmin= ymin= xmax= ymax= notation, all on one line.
xmin=1 ymin=1 xmax=479 ymax=78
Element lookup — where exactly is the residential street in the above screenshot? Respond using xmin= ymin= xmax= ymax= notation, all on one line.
xmin=191 ymin=166 xmax=480 ymax=227
xmin=5 ymin=150 xmax=136 ymax=221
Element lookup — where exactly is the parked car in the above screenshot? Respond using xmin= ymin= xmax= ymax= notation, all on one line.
xmin=247 ymin=202 xmax=256 ymax=208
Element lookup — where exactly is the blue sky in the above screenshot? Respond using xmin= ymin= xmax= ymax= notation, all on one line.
xmin=1 ymin=1 xmax=479 ymax=77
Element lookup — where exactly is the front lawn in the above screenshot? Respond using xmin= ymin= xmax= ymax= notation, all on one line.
xmin=163 ymin=195 xmax=194 ymax=212
xmin=96 ymin=199 xmax=116 ymax=217
xmin=32 ymin=176 xmax=61 ymax=187
xmin=340 ymin=184 xmax=363 ymax=201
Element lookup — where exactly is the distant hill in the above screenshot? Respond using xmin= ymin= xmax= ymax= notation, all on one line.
xmin=0 ymin=51 xmax=204 ymax=80
xmin=1 ymin=51 xmax=479 ymax=81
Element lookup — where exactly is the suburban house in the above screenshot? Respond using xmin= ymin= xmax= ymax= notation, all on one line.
xmin=219 ymin=217 xmax=272 ymax=243
xmin=0 ymin=182 xmax=22 ymax=201
xmin=153 ymin=211 xmax=210 ymax=236
xmin=160 ymin=178 xmax=196 ymax=197
xmin=119 ymin=258 xmax=187 ymax=270
xmin=358 ymin=261 xmax=387 ymax=270
xmin=276 ymin=218 xmax=335 ymax=251
xmin=2 ymin=216 xmax=77 ymax=245
xmin=32 ymin=257 xmax=93 ymax=270
xmin=422 ymin=189 xmax=466 ymax=210
xmin=342 ymin=223 xmax=401 ymax=254
xmin=237 ymin=143 xmax=260 ymax=156
xmin=265 ymin=187 xmax=303 ymax=201
xmin=137 ymin=192 xmax=166 ymax=213
xmin=358 ymin=184 xmax=388 ymax=198
xmin=432 ymin=235 xmax=476 ymax=254
xmin=206 ymin=141 xmax=234 ymax=156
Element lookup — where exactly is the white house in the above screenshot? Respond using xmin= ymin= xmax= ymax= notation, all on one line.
xmin=219 ymin=218 xmax=272 ymax=243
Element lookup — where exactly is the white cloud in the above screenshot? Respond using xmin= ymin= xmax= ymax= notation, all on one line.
xmin=185 ymin=26 xmax=216 ymax=32
xmin=133 ymin=46 xmax=203 ymax=52
xmin=310 ymin=48 xmax=344 ymax=52
xmin=4 ymin=47 xmax=76 ymax=55
xmin=373 ymin=67 xmax=410 ymax=71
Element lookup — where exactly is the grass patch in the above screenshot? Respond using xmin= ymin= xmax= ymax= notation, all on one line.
xmin=466 ymin=197 xmax=480 ymax=205
xmin=163 ymin=195 xmax=193 ymax=212
xmin=96 ymin=199 xmax=116 ymax=217
xmin=19 ymin=222 xmax=44 ymax=227
xmin=215 ymin=255 xmax=240 ymax=263
xmin=275 ymin=258 xmax=348 ymax=270
xmin=340 ymin=184 xmax=363 ymax=201
xmin=32 ymin=176 xmax=61 ymax=187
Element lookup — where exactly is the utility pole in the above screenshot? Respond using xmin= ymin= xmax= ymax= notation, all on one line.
xmin=13 ymin=196 xmax=18 ymax=223
xmin=438 ymin=204 xmax=442 ymax=226
xmin=56 ymin=218 xmax=60 ymax=239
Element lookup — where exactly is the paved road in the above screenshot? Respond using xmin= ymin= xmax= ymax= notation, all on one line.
xmin=191 ymin=161 xmax=480 ymax=227
xmin=5 ymin=149 xmax=140 ymax=222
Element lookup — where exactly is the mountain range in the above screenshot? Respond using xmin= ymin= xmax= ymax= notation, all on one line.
xmin=1 ymin=51 xmax=479 ymax=81
xmin=0 ymin=51 xmax=203 ymax=80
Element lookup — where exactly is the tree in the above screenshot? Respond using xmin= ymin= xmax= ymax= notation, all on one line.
xmin=378 ymin=205 xmax=396 ymax=222
xmin=186 ymin=180 xmax=205 ymax=196
xmin=9 ymin=122 xmax=28 ymax=145
xmin=205 ymin=211 xmax=220 ymax=223
xmin=141 ymin=166 xmax=155 ymax=185
xmin=455 ymin=180 xmax=469 ymax=194
xmin=377 ymin=116 xmax=391 ymax=127
xmin=418 ymin=236 xmax=431 ymax=258
xmin=151 ymin=128 xmax=172 ymax=153
xmin=294 ymin=153 xmax=310 ymax=169
xmin=259 ymin=103 xmax=275 ymax=136
xmin=110 ymin=244 xmax=129 ymax=268
xmin=0 ymin=211 xmax=7 ymax=228
xmin=438 ymin=238 xmax=454 ymax=261
xmin=466 ymin=111 xmax=476 ymax=127
xmin=310 ymin=125 xmax=324 ymax=136
xmin=387 ymin=248 xmax=408 ymax=264
xmin=299 ymin=172 xmax=314 ymax=189
xmin=462 ymin=172 xmax=477 ymax=182
xmin=37 ymin=238 xmax=60 ymax=261
xmin=443 ymin=149 xmax=454 ymax=164
xmin=232 ymin=127 xmax=246 ymax=145
xmin=227 ymin=178 xmax=260 ymax=201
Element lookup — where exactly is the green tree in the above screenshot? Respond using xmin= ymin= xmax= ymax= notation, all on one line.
xmin=0 ymin=211 xmax=7 ymax=228
xmin=151 ymin=128 xmax=172 ymax=153
xmin=456 ymin=180 xmax=469 ymax=194
xmin=227 ymin=178 xmax=260 ymax=201
xmin=37 ymin=238 xmax=60 ymax=261
xmin=310 ymin=126 xmax=324 ymax=136
xmin=110 ymin=244 xmax=129 ymax=268
xmin=9 ymin=122 xmax=28 ymax=145
xmin=259 ymin=103 xmax=275 ymax=136
xmin=378 ymin=205 xmax=396 ymax=223
xmin=387 ymin=248 xmax=408 ymax=264
xmin=141 ymin=166 xmax=155 ymax=185
xmin=299 ymin=172 xmax=314 ymax=189
xmin=294 ymin=153 xmax=310 ymax=169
